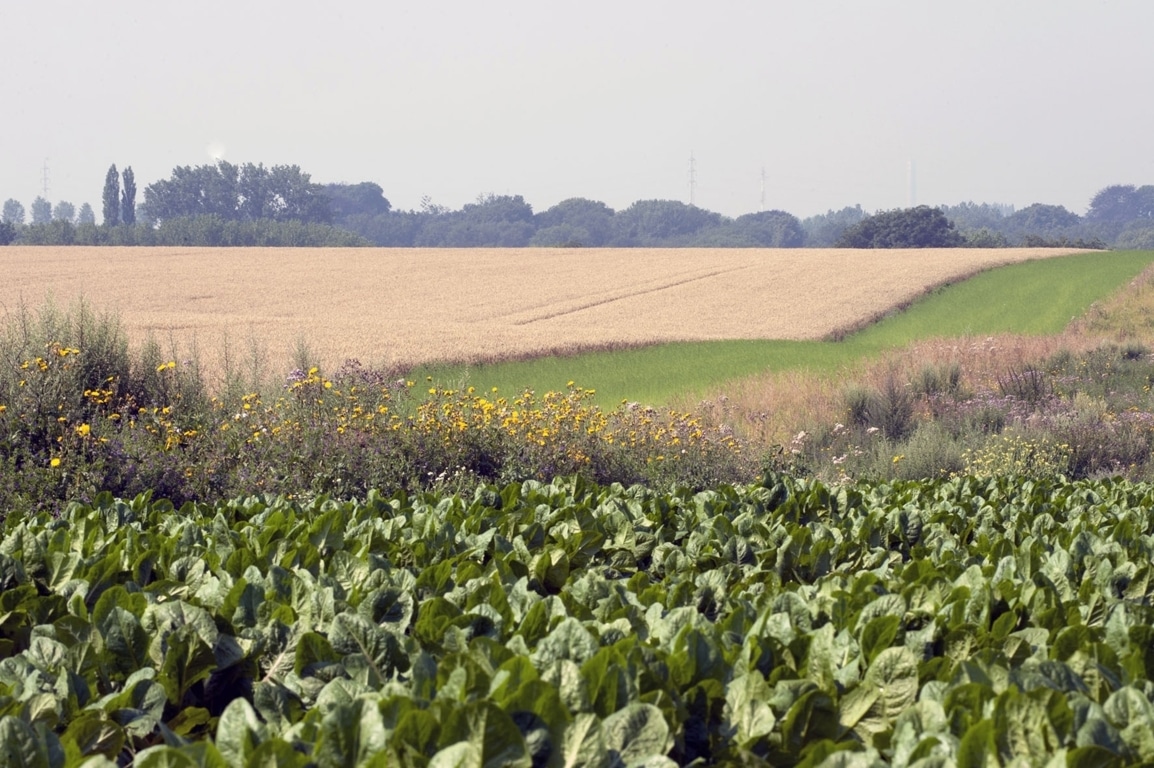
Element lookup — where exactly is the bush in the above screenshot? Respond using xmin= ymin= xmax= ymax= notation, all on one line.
xmin=835 ymin=206 xmax=965 ymax=248
xmin=890 ymin=422 xmax=966 ymax=480
xmin=963 ymin=430 xmax=1071 ymax=479
xmin=843 ymin=374 xmax=915 ymax=440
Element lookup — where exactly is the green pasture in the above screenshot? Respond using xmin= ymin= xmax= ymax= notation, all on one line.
xmin=421 ymin=250 xmax=1154 ymax=406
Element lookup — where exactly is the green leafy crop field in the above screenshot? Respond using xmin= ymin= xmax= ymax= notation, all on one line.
xmin=3 ymin=474 xmax=1154 ymax=766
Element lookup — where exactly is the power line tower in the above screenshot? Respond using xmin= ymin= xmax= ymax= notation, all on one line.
xmin=907 ymin=159 xmax=916 ymax=207
xmin=688 ymin=151 xmax=697 ymax=207
xmin=41 ymin=158 xmax=50 ymax=197
xmin=760 ymin=166 xmax=767 ymax=212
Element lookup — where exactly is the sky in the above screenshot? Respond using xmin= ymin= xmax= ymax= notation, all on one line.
xmin=2 ymin=1 xmax=1152 ymax=220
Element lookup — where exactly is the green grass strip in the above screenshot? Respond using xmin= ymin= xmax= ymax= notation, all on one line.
xmin=420 ymin=250 xmax=1154 ymax=406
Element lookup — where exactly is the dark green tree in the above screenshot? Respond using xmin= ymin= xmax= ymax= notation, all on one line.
xmin=835 ymin=206 xmax=965 ymax=248
xmin=416 ymin=194 xmax=535 ymax=247
xmin=142 ymin=162 xmax=330 ymax=224
xmin=322 ymin=182 xmax=391 ymax=222
xmin=102 ymin=164 xmax=120 ymax=226
xmin=0 ymin=221 xmax=16 ymax=245
xmin=534 ymin=198 xmax=615 ymax=247
xmin=2 ymin=199 xmax=25 ymax=225
xmin=121 ymin=167 xmax=137 ymax=225
xmin=30 ymin=196 xmax=52 ymax=225
xmin=612 ymin=200 xmax=724 ymax=245
xmin=76 ymin=203 xmax=96 ymax=225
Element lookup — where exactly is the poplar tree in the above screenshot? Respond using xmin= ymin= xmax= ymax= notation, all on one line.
xmin=102 ymin=164 xmax=120 ymax=226
xmin=121 ymin=166 xmax=137 ymax=226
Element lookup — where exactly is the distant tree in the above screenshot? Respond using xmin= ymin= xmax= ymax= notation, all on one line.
xmin=53 ymin=201 xmax=76 ymax=223
xmin=31 ymin=196 xmax=52 ymax=225
xmin=0 ymin=221 xmax=16 ymax=245
xmin=1004 ymin=203 xmax=1081 ymax=232
xmin=535 ymin=198 xmax=615 ymax=247
xmin=142 ymin=162 xmax=331 ymax=224
xmin=726 ymin=210 xmax=805 ymax=247
xmin=342 ymin=210 xmax=426 ymax=246
xmin=801 ymin=205 xmax=866 ymax=247
xmin=531 ymin=223 xmax=590 ymax=247
xmin=76 ymin=203 xmax=96 ymax=225
xmin=836 ymin=206 xmax=965 ymax=248
xmin=121 ymin=166 xmax=137 ymax=225
xmin=2 ymin=199 xmax=25 ymax=225
xmin=963 ymin=228 xmax=1010 ymax=248
xmin=940 ymin=201 xmax=1013 ymax=232
xmin=1086 ymin=184 xmax=1154 ymax=223
xmin=416 ymin=193 xmax=535 ymax=247
xmin=1115 ymin=225 xmax=1154 ymax=250
xmin=322 ymin=182 xmax=391 ymax=222
xmin=102 ymin=165 xmax=120 ymax=226
xmin=612 ymin=199 xmax=724 ymax=245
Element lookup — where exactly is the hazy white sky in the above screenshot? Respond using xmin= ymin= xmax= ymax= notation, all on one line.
xmin=3 ymin=1 xmax=1152 ymax=219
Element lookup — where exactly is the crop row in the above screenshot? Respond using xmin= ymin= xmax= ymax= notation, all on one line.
xmin=2 ymin=474 xmax=1154 ymax=766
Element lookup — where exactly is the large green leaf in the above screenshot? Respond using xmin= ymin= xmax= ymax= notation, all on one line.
xmin=552 ymin=713 xmax=608 ymax=768
xmin=532 ymin=618 xmax=599 ymax=668
xmin=313 ymin=699 xmax=387 ymax=768
xmin=60 ymin=711 xmax=124 ymax=764
xmin=157 ymin=625 xmax=218 ymax=706
xmin=214 ymin=698 xmax=266 ymax=768
xmin=838 ymin=647 xmax=919 ymax=742
xmin=439 ymin=701 xmax=531 ymax=768
xmin=328 ymin=613 xmax=406 ymax=686
xmin=601 ymin=704 xmax=670 ymax=767
xmin=0 ymin=715 xmax=64 ymax=768
xmin=723 ymin=671 xmax=776 ymax=749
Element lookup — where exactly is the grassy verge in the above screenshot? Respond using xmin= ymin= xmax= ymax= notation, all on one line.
xmin=419 ymin=250 xmax=1154 ymax=406
xmin=848 ymin=249 xmax=1154 ymax=345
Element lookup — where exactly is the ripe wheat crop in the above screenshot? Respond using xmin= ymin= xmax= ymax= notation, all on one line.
xmin=0 ymin=246 xmax=1087 ymax=376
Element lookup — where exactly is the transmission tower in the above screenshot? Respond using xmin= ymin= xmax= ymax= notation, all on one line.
xmin=760 ymin=166 xmax=767 ymax=212
xmin=41 ymin=158 xmax=50 ymax=197
xmin=688 ymin=151 xmax=697 ymax=207
xmin=908 ymin=159 xmax=916 ymax=207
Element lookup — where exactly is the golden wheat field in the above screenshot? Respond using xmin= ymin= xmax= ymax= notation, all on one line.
xmin=0 ymin=246 xmax=1087 ymax=376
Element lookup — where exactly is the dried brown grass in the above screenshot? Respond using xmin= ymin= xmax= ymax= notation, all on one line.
xmin=691 ymin=261 xmax=1154 ymax=449
xmin=0 ymin=246 xmax=1085 ymax=379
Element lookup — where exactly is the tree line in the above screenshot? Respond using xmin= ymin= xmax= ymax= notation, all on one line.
xmin=3 ymin=161 xmax=1152 ymax=249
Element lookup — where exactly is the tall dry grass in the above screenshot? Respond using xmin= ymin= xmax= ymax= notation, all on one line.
xmin=695 ymin=261 xmax=1154 ymax=456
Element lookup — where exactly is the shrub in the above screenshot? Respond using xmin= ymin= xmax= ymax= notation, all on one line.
xmin=996 ymin=365 xmax=1052 ymax=403
xmin=843 ymin=374 xmax=915 ymax=440
xmin=913 ymin=362 xmax=963 ymax=398
xmin=890 ymin=422 xmax=966 ymax=480
xmin=963 ymin=430 xmax=1071 ymax=479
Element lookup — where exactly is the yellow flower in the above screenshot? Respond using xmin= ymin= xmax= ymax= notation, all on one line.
xmin=0 ymin=404 xmax=6 ymax=414
xmin=75 ymin=423 xmax=91 ymax=437
xmin=50 ymin=457 xmax=61 ymax=468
